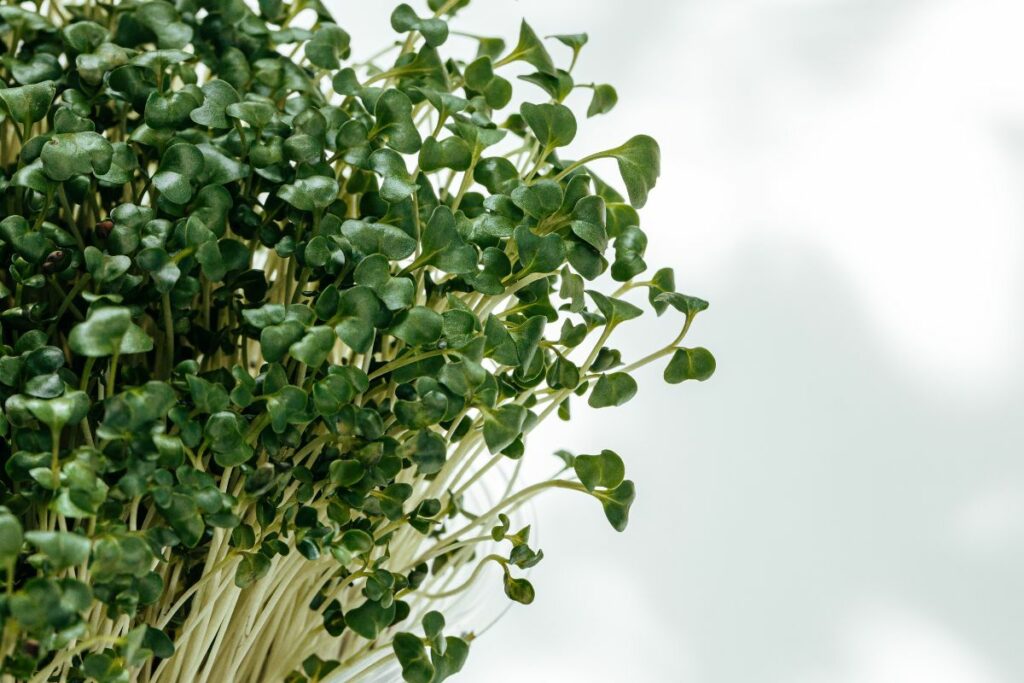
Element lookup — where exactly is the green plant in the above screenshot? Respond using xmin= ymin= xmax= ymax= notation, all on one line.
xmin=0 ymin=0 xmax=714 ymax=680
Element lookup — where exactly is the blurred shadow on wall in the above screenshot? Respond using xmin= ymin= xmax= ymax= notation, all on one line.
xmin=461 ymin=238 xmax=1024 ymax=683
xmin=651 ymin=240 xmax=1024 ymax=683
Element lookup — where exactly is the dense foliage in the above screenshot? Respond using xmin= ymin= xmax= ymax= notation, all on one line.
xmin=0 ymin=0 xmax=714 ymax=680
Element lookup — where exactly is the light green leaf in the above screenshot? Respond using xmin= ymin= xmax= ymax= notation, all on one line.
xmin=278 ymin=176 xmax=339 ymax=211
xmin=68 ymin=307 xmax=153 ymax=358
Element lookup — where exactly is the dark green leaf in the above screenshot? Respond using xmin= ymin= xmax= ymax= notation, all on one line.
xmin=520 ymin=102 xmax=576 ymax=151
xmin=0 ymin=81 xmax=56 ymax=125
xmin=587 ymin=84 xmax=618 ymax=117
xmin=573 ymin=449 xmax=625 ymax=492
xmin=664 ymin=347 xmax=716 ymax=383
xmin=597 ymin=480 xmax=636 ymax=532
xmin=588 ymin=372 xmax=638 ymax=409
xmin=498 ymin=20 xmax=556 ymax=76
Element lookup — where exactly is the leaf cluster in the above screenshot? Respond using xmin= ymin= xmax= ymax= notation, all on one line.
xmin=0 ymin=0 xmax=713 ymax=680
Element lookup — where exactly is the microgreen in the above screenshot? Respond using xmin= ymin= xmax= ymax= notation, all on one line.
xmin=0 ymin=1 xmax=713 ymax=680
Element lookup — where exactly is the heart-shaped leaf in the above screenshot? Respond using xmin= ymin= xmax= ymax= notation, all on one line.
xmin=520 ymin=102 xmax=577 ymax=151
xmin=664 ymin=347 xmax=716 ymax=384
xmin=278 ymin=176 xmax=339 ymax=211
xmin=588 ymin=372 xmax=637 ymax=409
xmin=68 ymin=307 xmax=153 ymax=357
xmin=190 ymin=80 xmax=240 ymax=129
xmin=152 ymin=143 xmax=204 ymax=204
xmin=40 ymin=131 xmax=113 ymax=181
xmin=573 ymin=449 xmax=625 ymax=492
xmin=0 ymin=81 xmax=56 ymax=125
xmin=391 ymin=4 xmax=449 ymax=47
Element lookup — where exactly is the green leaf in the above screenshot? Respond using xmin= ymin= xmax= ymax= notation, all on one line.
xmin=345 ymin=599 xmax=396 ymax=640
xmin=226 ymin=100 xmax=277 ymax=129
xmin=418 ymin=206 xmax=477 ymax=274
xmin=391 ymin=4 xmax=449 ymax=48
xmin=587 ymin=84 xmax=618 ymax=117
xmin=133 ymin=3 xmax=193 ymax=49
xmin=588 ymin=372 xmax=638 ymax=409
xmin=83 ymin=246 xmax=131 ymax=283
xmin=430 ymin=636 xmax=470 ymax=682
xmin=408 ymin=430 xmax=446 ymax=476
xmin=664 ymin=347 xmax=716 ymax=383
xmin=596 ymin=480 xmax=636 ymax=532
xmin=573 ymin=449 xmax=625 ymax=492
xmin=11 ymin=158 xmax=54 ymax=194
xmin=186 ymin=375 xmax=230 ymax=414
xmin=68 ymin=307 xmax=154 ymax=357
xmin=474 ymin=157 xmax=518 ymax=194
xmin=388 ymin=307 xmax=443 ymax=347
xmin=0 ymin=508 xmax=24 ymax=564
xmin=372 ymin=89 xmax=421 ymax=154
xmin=260 ymin=320 xmax=305 ymax=363
xmin=152 ymin=143 xmax=204 ymax=204
xmin=145 ymin=87 xmax=202 ymax=129
xmin=137 ymin=247 xmax=180 ymax=292
xmin=378 ymin=483 xmax=413 ymax=520
xmin=342 ymin=219 xmax=417 ymax=260
xmin=338 ymin=528 xmax=373 ymax=555
xmin=289 ymin=326 xmax=336 ymax=368
xmin=419 ymin=136 xmax=472 ymax=172
xmin=369 ymin=148 xmax=419 ymax=202
xmin=40 ymin=131 xmax=113 ymax=181
xmin=422 ymin=611 xmax=445 ymax=640
xmin=604 ymin=134 xmax=661 ymax=209
xmin=588 ymin=291 xmax=642 ymax=328
xmin=0 ymin=215 xmax=53 ymax=263
xmin=266 ymin=386 xmax=309 ymax=434
xmin=648 ymin=267 xmax=676 ymax=314
xmin=511 ymin=180 xmax=563 ymax=220
xmin=611 ymin=226 xmax=648 ymax=282
xmin=394 ymin=632 xmax=435 ymax=683
xmin=278 ymin=176 xmax=339 ymax=212
xmin=63 ymin=21 xmax=107 ymax=53
xmin=12 ymin=390 xmax=90 ymax=432
xmin=498 ymin=20 xmax=556 ymax=76
xmin=654 ymin=292 xmax=710 ymax=319
xmin=206 ymin=411 xmax=253 ymax=466
xmin=96 ymin=142 xmax=139 ymax=185
xmin=483 ymin=403 xmax=527 ymax=454
xmin=77 ymin=43 xmax=133 ymax=86
xmin=0 ymin=80 xmax=56 ymax=125
xmin=520 ymin=102 xmax=577 ymax=151
xmin=502 ymin=570 xmax=535 ymax=604
xmin=519 ymin=70 xmax=574 ymax=102
xmin=24 ymin=531 xmax=90 ymax=570
xmin=143 ymin=627 xmax=175 ymax=659
xmin=234 ymin=552 xmax=271 ymax=588
xmin=552 ymin=33 xmax=589 ymax=62
xmin=190 ymin=80 xmax=240 ymax=129
xmin=305 ymin=23 xmax=351 ymax=69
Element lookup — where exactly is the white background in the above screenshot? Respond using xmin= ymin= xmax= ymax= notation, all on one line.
xmin=337 ymin=1 xmax=1024 ymax=681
